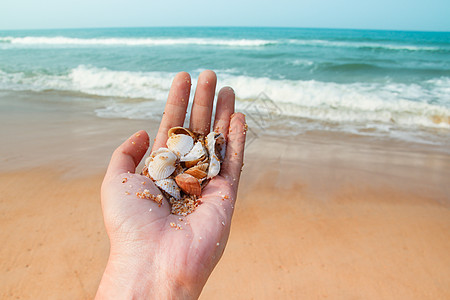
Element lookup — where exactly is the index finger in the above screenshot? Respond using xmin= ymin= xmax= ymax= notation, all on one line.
xmin=152 ymin=72 xmax=191 ymax=151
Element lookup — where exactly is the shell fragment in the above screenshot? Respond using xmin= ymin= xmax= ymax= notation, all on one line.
xmin=206 ymin=132 xmax=225 ymax=179
xmin=155 ymin=178 xmax=181 ymax=200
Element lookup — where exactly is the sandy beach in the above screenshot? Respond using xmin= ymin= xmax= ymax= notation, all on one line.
xmin=1 ymin=91 xmax=450 ymax=299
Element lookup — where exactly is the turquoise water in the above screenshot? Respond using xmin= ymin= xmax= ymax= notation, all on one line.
xmin=0 ymin=27 xmax=449 ymax=143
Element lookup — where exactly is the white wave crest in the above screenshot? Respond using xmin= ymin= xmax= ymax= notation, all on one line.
xmin=0 ymin=66 xmax=448 ymax=131
xmin=1 ymin=36 xmax=442 ymax=52
xmin=287 ymin=39 xmax=442 ymax=52
xmin=0 ymin=36 xmax=274 ymax=47
xmin=0 ymin=66 xmax=175 ymax=99
xmin=220 ymin=75 xmax=450 ymax=130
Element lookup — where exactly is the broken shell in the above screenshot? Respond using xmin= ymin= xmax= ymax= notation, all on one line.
xmin=168 ymin=126 xmax=196 ymax=139
xmin=206 ymin=132 xmax=225 ymax=179
xmin=167 ymin=134 xmax=194 ymax=157
xmin=183 ymin=156 xmax=206 ymax=168
xmin=207 ymin=157 xmax=220 ymax=179
xmin=155 ymin=178 xmax=181 ymax=200
xmin=147 ymin=150 xmax=178 ymax=180
xmin=181 ymin=141 xmax=207 ymax=164
xmin=172 ymin=164 xmax=185 ymax=177
xmin=175 ymin=173 xmax=202 ymax=196
xmin=185 ymin=162 xmax=209 ymax=179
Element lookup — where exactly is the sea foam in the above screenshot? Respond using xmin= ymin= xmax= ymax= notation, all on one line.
xmin=286 ymin=39 xmax=444 ymax=52
xmin=2 ymin=36 xmax=445 ymax=52
xmin=0 ymin=36 xmax=274 ymax=47
xmin=0 ymin=66 xmax=448 ymax=132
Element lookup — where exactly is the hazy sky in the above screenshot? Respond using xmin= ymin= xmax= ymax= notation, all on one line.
xmin=1 ymin=0 xmax=449 ymax=31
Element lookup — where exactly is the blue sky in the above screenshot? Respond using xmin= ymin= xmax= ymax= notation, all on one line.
xmin=1 ymin=0 xmax=449 ymax=31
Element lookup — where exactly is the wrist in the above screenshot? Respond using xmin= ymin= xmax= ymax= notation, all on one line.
xmin=96 ymin=246 xmax=196 ymax=299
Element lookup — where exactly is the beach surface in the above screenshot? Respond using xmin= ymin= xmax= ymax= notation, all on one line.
xmin=1 ymin=92 xmax=450 ymax=299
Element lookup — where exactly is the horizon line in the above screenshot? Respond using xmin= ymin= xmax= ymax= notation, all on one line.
xmin=0 ymin=25 xmax=449 ymax=34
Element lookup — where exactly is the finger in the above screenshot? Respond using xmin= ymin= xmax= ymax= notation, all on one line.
xmin=152 ymin=72 xmax=191 ymax=151
xmin=189 ymin=70 xmax=217 ymax=135
xmin=220 ymin=113 xmax=246 ymax=185
xmin=213 ymin=86 xmax=235 ymax=139
xmin=105 ymin=130 xmax=149 ymax=179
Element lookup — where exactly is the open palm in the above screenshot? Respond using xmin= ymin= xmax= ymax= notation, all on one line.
xmin=97 ymin=70 xmax=246 ymax=299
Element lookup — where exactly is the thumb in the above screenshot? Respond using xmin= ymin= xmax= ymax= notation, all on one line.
xmin=104 ymin=130 xmax=149 ymax=180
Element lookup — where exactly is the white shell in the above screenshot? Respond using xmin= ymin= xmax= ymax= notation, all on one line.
xmin=145 ymin=148 xmax=171 ymax=167
xmin=180 ymin=141 xmax=206 ymax=162
xmin=148 ymin=150 xmax=178 ymax=180
xmin=207 ymin=156 xmax=220 ymax=179
xmin=155 ymin=178 xmax=181 ymax=200
xmin=167 ymin=134 xmax=194 ymax=157
xmin=206 ymin=132 xmax=225 ymax=179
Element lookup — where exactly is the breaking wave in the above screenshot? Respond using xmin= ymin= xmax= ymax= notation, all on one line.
xmin=1 ymin=65 xmax=448 ymax=131
xmin=0 ymin=36 xmax=446 ymax=53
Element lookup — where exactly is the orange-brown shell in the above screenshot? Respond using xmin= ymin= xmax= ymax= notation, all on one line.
xmin=185 ymin=162 xmax=209 ymax=179
xmin=168 ymin=127 xmax=196 ymax=138
xmin=175 ymin=173 xmax=202 ymax=196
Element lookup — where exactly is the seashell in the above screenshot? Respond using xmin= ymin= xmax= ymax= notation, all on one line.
xmin=183 ymin=156 xmax=205 ymax=168
xmin=181 ymin=141 xmax=207 ymax=165
xmin=175 ymin=173 xmax=202 ymax=196
xmin=147 ymin=150 xmax=178 ymax=180
xmin=145 ymin=147 xmax=172 ymax=167
xmin=185 ymin=162 xmax=209 ymax=179
xmin=207 ymin=157 xmax=220 ymax=179
xmin=206 ymin=132 xmax=225 ymax=179
xmin=155 ymin=178 xmax=181 ymax=200
xmin=168 ymin=126 xmax=196 ymax=139
xmin=172 ymin=164 xmax=185 ymax=177
xmin=167 ymin=134 xmax=194 ymax=157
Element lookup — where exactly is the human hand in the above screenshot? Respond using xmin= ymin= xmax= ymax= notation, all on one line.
xmin=96 ymin=70 xmax=246 ymax=299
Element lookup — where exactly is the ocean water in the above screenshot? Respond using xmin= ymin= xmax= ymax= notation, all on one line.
xmin=0 ymin=27 xmax=449 ymax=144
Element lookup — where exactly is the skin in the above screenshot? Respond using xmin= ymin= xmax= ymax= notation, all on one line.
xmin=96 ymin=70 xmax=246 ymax=299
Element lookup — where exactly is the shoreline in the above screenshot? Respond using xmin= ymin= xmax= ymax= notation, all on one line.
xmin=1 ymin=90 xmax=449 ymax=166
xmin=1 ymin=90 xmax=449 ymax=175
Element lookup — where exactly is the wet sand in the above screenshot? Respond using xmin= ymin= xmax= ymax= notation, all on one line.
xmin=1 ymin=92 xmax=449 ymax=299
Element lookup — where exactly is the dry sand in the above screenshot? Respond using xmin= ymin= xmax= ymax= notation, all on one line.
xmin=1 ymin=92 xmax=450 ymax=299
